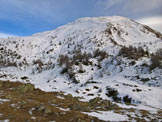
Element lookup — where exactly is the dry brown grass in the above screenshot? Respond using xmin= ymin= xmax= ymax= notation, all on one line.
xmin=0 ymin=81 xmax=102 ymax=122
xmin=0 ymin=81 xmax=161 ymax=122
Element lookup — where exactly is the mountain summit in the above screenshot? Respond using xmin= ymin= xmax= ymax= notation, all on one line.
xmin=0 ymin=16 xmax=162 ymax=121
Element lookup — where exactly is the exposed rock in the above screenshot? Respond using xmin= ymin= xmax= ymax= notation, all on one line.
xmin=36 ymin=105 xmax=46 ymax=112
xmin=69 ymin=104 xmax=90 ymax=112
xmin=44 ymin=107 xmax=53 ymax=115
xmin=89 ymin=97 xmax=112 ymax=110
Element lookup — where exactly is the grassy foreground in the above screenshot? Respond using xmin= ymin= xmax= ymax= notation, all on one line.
xmin=0 ymin=80 xmax=161 ymax=122
xmin=0 ymin=80 xmax=105 ymax=122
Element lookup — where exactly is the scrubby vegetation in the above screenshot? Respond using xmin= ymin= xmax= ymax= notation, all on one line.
xmin=58 ymin=49 xmax=108 ymax=83
xmin=58 ymin=51 xmax=91 ymax=83
xmin=150 ymin=48 xmax=162 ymax=70
xmin=0 ymin=46 xmax=24 ymax=67
xmin=119 ymin=46 xmax=149 ymax=60
xmin=106 ymin=87 xmax=121 ymax=102
xmin=106 ymin=86 xmax=133 ymax=104
xmin=94 ymin=49 xmax=108 ymax=61
xmin=118 ymin=45 xmax=162 ymax=71
xmin=32 ymin=59 xmax=55 ymax=74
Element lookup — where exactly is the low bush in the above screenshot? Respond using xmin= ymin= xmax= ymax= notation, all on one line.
xmin=119 ymin=46 xmax=149 ymax=60
xmin=32 ymin=59 xmax=55 ymax=73
xmin=57 ymin=49 xmax=108 ymax=83
xmin=149 ymin=48 xmax=162 ymax=70
xmin=106 ymin=87 xmax=121 ymax=102
xmin=123 ymin=95 xmax=132 ymax=104
xmin=94 ymin=49 xmax=108 ymax=61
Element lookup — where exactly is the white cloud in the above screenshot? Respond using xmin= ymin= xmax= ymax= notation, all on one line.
xmin=96 ymin=0 xmax=162 ymax=15
xmin=124 ymin=0 xmax=162 ymax=13
xmin=0 ymin=33 xmax=16 ymax=38
xmin=136 ymin=16 xmax=162 ymax=33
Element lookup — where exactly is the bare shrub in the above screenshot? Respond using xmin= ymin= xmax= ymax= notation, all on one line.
xmin=0 ymin=47 xmax=23 ymax=68
xmin=106 ymin=87 xmax=121 ymax=102
xmin=150 ymin=49 xmax=162 ymax=70
xmin=94 ymin=49 xmax=108 ymax=61
xmin=32 ymin=59 xmax=55 ymax=73
xmin=119 ymin=46 xmax=149 ymax=60
xmin=72 ymin=50 xmax=92 ymax=65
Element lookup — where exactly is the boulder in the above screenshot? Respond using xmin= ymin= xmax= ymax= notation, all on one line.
xmin=69 ymin=104 xmax=90 ymax=112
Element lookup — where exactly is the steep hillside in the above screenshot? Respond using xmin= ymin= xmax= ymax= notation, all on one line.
xmin=0 ymin=16 xmax=162 ymax=121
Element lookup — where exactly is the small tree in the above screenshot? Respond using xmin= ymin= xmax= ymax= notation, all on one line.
xmin=150 ymin=49 xmax=162 ymax=70
xmin=94 ymin=49 xmax=108 ymax=61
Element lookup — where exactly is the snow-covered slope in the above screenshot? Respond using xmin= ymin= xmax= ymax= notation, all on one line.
xmin=0 ymin=16 xmax=162 ymax=112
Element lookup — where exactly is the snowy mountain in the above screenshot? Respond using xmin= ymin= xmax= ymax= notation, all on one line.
xmin=0 ymin=16 xmax=162 ymax=121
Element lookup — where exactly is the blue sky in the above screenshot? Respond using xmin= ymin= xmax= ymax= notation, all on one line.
xmin=0 ymin=0 xmax=162 ymax=37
